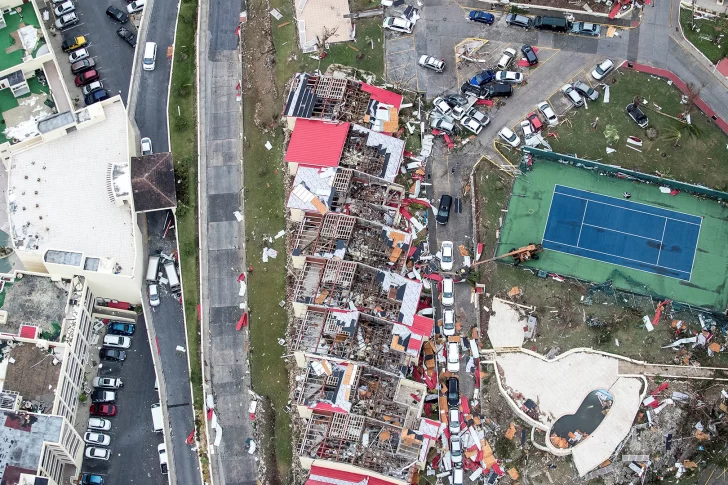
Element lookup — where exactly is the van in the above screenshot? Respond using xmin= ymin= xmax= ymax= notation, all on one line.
xmin=534 ymin=15 xmax=569 ymax=32
xmin=146 ymin=254 xmax=160 ymax=282
xmin=151 ymin=403 xmax=163 ymax=433
xmin=164 ymin=261 xmax=181 ymax=292
xmin=143 ymin=42 xmax=157 ymax=71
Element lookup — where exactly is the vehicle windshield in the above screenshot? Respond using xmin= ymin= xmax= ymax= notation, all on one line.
xmin=442 ymin=250 xmax=452 ymax=262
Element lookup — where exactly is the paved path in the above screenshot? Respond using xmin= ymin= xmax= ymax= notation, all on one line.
xmin=618 ymin=360 xmax=728 ymax=380
xmin=198 ymin=0 xmax=257 ymax=483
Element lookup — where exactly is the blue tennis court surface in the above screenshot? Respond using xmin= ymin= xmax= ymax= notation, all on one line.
xmin=542 ymin=185 xmax=702 ymax=281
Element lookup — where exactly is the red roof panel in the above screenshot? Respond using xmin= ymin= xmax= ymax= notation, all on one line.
xmin=19 ymin=325 xmax=37 ymax=339
xmin=285 ymin=119 xmax=351 ymax=168
xmin=360 ymin=83 xmax=403 ymax=110
xmin=411 ymin=315 xmax=434 ymax=338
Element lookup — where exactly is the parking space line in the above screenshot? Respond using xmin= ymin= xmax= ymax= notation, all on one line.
xmin=388 ymin=47 xmax=415 ymax=56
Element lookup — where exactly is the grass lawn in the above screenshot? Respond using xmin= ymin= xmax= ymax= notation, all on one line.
xmin=679 ymin=8 xmax=728 ymax=64
xmin=549 ymin=69 xmax=728 ymax=190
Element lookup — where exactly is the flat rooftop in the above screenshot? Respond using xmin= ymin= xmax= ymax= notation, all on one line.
xmin=8 ymin=99 xmax=136 ymax=276
xmin=0 ymin=75 xmax=54 ymax=146
xmin=1 ymin=343 xmax=61 ymax=410
xmin=0 ymin=276 xmax=68 ymax=342
xmin=0 ymin=411 xmax=62 ymax=484
xmin=0 ymin=3 xmax=44 ymax=73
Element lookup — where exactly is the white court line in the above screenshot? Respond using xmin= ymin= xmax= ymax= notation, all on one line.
xmin=576 ymin=201 xmax=588 ymax=247
xmin=581 ymin=222 xmax=663 ymax=243
xmin=540 ymin=186 xmax=558 ymax=242
xmin=554 ymin=185 xmax=702 ymax=226
xmin=656 ymin=218 xmax=668 ymax=266
xmin=687 ymin=222 xmax=702 ymax=281
xmin=543 ymin=238 xmax=691 ymax=277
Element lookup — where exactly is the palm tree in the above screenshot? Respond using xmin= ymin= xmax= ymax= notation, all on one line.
xmin=663 ymin=126 xmax=683 ymax=148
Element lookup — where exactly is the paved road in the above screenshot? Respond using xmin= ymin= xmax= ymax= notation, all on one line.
xmin=145 ymin=210 xmax=202 ymax=485
xmin=198 ymin=0 xmax=258 ymax=482
xmin=80 ymin=315 xmax=161 ymax=484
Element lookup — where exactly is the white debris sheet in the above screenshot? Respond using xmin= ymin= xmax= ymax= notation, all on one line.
xmin=262 ymin=247 xmax=279 ymax=262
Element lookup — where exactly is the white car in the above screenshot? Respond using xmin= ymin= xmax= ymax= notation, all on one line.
xmin=82 ymin=81 xmax=103 ymax=96
xmin=460 ymin=116 xmax=483 ymax=135
xmin=84 ymin=432 xmax=111 ymax=446
xmin=450 ymin=435 xmax=463 ymax=467
xmin=520 ymin=119 xmax=534 ymax=139
xmin=85 ymin=447 xmax=110 ymax=460
xmin=450 ymin=105 xmax=466 ymax=121
xmin=498 ymin=127 xmax=521 ymax=147
xmin=148 ymin=283 xmax=160 ymax=307
xmin=68 ymin=48 xmax=89 ymax=63
xmin=442 ymin=308 xmax=455 ymax=337
xmin=54 ymin=1 xmax=75 ymax=16
xmin=441 ymin=277 xmax=454 ymax=306
xmin=449 ymin=408 xmax=461 ymax=434
xmin=466 ymin=107 xmax=489 ymax=126
xmin=92 ymin=377 xmax=123 ymax=389
xmin=496 ymin=48 xmax=517 ymax=70
xmin=103 ymin=335 xmax=131 ymax=349
xmin=418 ymin=55 xmax=445 ymax=72
xmin=127 ymin=0 xmax=145 ymax=13
xmin=495 ymin=71 xmax=524 ymax=84
xmin=440 ymin=241 xmax=454 ymax=271
xmin=55 ymin=12 xmax=78 ymax=29
xmin=158 ymin=443 xmax=169 ymax=474
xmin=141 ymin=137 xmax=153 ymax=155
xmin=433 ymin=97 xmax=452 ymax=117
xmin=88 ymin=417 xmax=112 ymax=431
xmin=561 ymin=83 xmax=584 ymax=107
xmin=591 ymin=59 xmax=615 ymax=81
xmin=537 ymin=101 xmax=558 ymax=126
xmin=447 ymin=341 xmax=460 ymax=372
xmin=383 ymin=16 xmax=413 ymax=33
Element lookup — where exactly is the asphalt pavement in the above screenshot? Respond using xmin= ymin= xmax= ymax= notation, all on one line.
xmin=80 ymin=314 xmax=162 ymax=483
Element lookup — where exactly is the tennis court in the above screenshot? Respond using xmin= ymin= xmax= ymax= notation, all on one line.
xmin=542 ymin=186 xmax=701 ymax=281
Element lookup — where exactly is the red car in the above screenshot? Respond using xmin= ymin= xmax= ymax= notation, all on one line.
xmin=75 ymin=70 xmax=100 ymax=87
xmin=527 ymin=111 xmax=544 ymax=132
xmin=90 ymin=404 xmax=117 ymax=417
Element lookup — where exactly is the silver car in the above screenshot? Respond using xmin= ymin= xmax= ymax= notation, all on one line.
xmin=537 ymin=101 xmax=558 ymax=126
xmin=466 ymin=107 xmax=490 ymax=126
xmin=418 ymin=55 xmax=445 ymax=73
xmin=54 ymin=1 xmax=75 ymax=17
xmin=561 ymin=83 xmax=584 ymax=107
xmin=54 ymin=12 xmax=78 ymax=29
xmin=591 ymin=59 xmax=615 ymax=81
xmin=573 ymin=81 xmax=599 ymax=101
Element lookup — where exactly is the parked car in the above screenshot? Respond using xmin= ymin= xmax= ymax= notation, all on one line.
xmin=55 ymin=13 xmax=78 ymax=29
xmin=440 ymin=241 xmax=454 ymax=271
xmin=93 ymin=377 xmax=123 ymax=389
xmin=104 ymin=335 xmax=131 ymax=349
xmin=436 ymin=195 xmax=453 ymax=225
xmin=449 ymin=408 xmax=461 ymax=434
xmin=527 ymin=112 xmax=543 ymax=132
xmin=441 ymin=277 xmax=454 ymax=306
xmin=85 ymin=447 xmax=111 ymax=461
xmin=418 ymin=55 xmax=445 ymax=72
xmin=383 ymin=16 xmax=413 ymax=33
xmin=84 ymin=89 xmax=109 ymax=106
xmin=141 ymin=137 xmax=153 ymax=155
xmin=573 ymin=81 xmax=598 ymax=101
xmin=75 ymin=70 xmax=100 ymax=86
xmin=71 ymin=59 xmax=96 ymax=74
xmin=158 ymin=443 xmax=169 ymax=474
xmin=89 ymin=404 xmax=117 ymax=417
xmin=148 ymin=283 xmax=160 ymax=306
xmin=82 ymin=81 xmax=103 ymax=96
xmin=498 ymin=127 xmax=521 ymax=147
xmin=537 ymin=101 xmax=558 ymax=126
xmin=433 ymin=97 xmax=452 ymax=117
xmin=84 ymin=432 xmax=111 ymax=446
xmin=466 ymin=107 xmax=489 ymax=126
xmin=450 ymin=435 xmax=463 ymax=467
xmin=591 ymin=59 xmax=615 ymax=81
xmin=430 ymin=117 xmax=456 ymax=135
xmin=561 ymin=83 xmax=584 ymax=107
xmin=469 ymin=69 xmax=495 ymax=86
xmin=520 ymin=119 xmax=534 ymax=140
xmin=484 ymin=83 xmax=513 ymax=98
xmin=447 ymin=341 xmax=460 ymax=372
xmin=626 ymin=103 xmax=649 ymax=127
xmin=495 ymin=71 xmax=524 ymax=84
xmin=126 ymin=0 xmax=145 ymax=13
xmin=106 ymin=5 xmax=129 ymax=22
xmin=91 ymin=390 xmax=116 ymax=403
xmin=68 ymin=48 xmax=89 ymax=63
xmin=452 ymin=467 xmax=463 ymax=485
xmin=446 ymin=377 xmax=459 ymax=407
xmin=108 ymin=322 xmax=135 ymax=336
xmin=505 ymin=13 xmax=533 ymax=28
xmin=461 ymin=82 xmax=488 ymax=98
xmin=88 ymin=417 xmax=112 ymax=431
xmin=496 ymin=48 xmax=517 ymax=70
xmin=444 ymin=94 xmax=469 ymax=120
xmin=61 ymin=36 xmax=86 ymax=52
xmin=571 ymin=21 xmax=601 ymax=36
xmin=81 ymin=474 xmax=105 ymax=485
xmin=468 ymin=10 xmax=494 ymax=24
xmin=54 ymin=1 xmax=75 ymax=17
xmin=117 ymin=27 xmax=137 ymax=46
xmin=442 ymin=308 xmax=455 ymax=337
xmin=521 ymin=44 xmax=538 ymax=65
xmin=99 ymin=348 xmax=127 ymax=362
xmin=460 ymin=116 xmax=483 ymax=135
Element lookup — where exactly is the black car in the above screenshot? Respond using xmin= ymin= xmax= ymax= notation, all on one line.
xmin=461 ymin=82 xmax=488 ymax=99
xmin=484 ymin=83 xmax=513 ymax=98
xmin=117 ymin=27 xmax=137 ymax=46
xmin=436 ymin=195 xmax=452 ymax=225
xmin=521 ymin=45 xmax=538 ymax=65
xmin=90 ymin=390 xmax=116 ymax=403
xmin=505 ymin=13 xmax=533 ymax=29
xmin=99 ymin=348 xmax=127 ymax=362
xmin=71 ymin=59 xmax=96 ymax=74
xmin=444 ymin=94 xmax=469 ymax=107
xmin=108 ymin=321 xmax=135 ymax=336
xmin=447 ymin=377 xmax=460 ymax=407
xmin=106 ymin=5 xmax=129 ymax=23
xmin=626 ymin=103 xmax=648 ymax=128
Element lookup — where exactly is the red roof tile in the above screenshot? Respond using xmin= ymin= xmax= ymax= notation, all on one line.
xmin=306 ymin=465 xmax=400 ymax=485
xmin=411 ymin=315 xmax=434 ymax=338
xmin=360 ymin=83 xmax=403 ymax=110
xmin=285 ymin=119 xmax=350 ymax=168
xmin=19 ymin=325 xmax=37 ymax=339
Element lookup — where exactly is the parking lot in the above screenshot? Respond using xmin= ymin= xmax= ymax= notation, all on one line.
xmin=35 ymin=0 xmax=137 ymax=107
xmin=79 ymin=314 xmax=164 ymax=484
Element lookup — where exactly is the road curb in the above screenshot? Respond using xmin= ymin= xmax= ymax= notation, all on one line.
xmin=127 ymin=0 xmax=153 ymax=121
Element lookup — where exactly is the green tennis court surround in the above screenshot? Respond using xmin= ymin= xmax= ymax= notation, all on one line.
xmin=497 ymin=158 xmax=728 ymax=310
